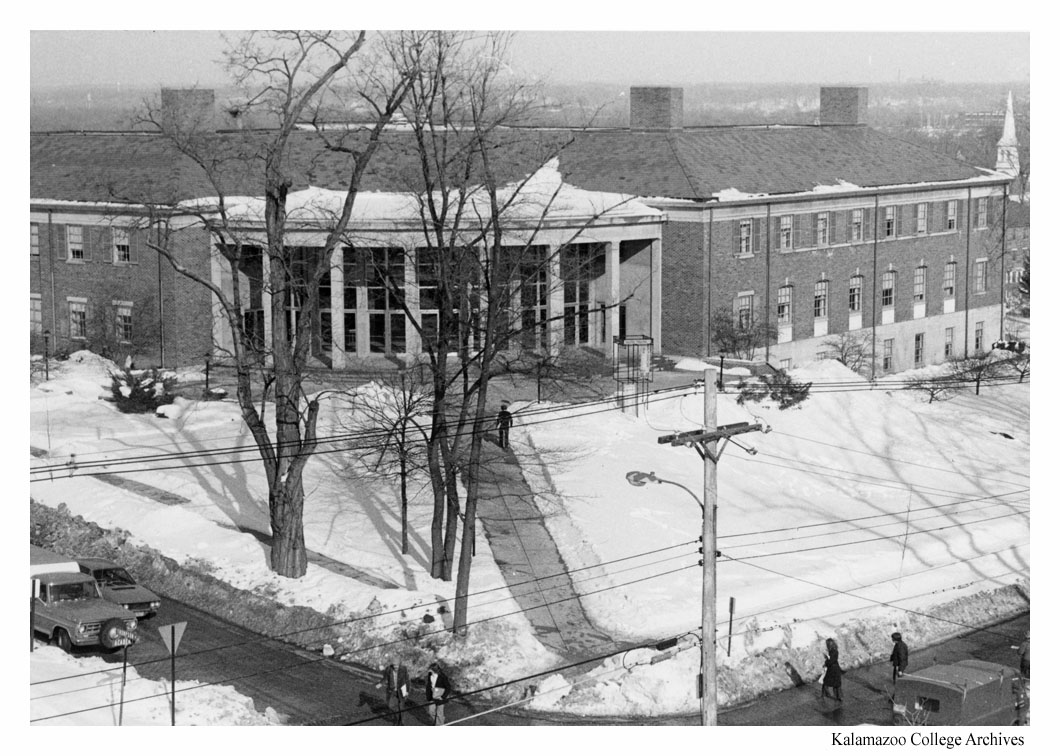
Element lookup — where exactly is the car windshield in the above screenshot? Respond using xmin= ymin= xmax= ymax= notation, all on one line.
xmin=51 ymin=581 xmax=99 ymax=601
xmin=94 ymin=567 xmax=136 ymax=587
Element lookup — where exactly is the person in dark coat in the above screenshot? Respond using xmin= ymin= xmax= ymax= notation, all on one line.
xmin=380 ymin=659 xmax=410 ymax=724
xmin=496 ymin=403 xmax=513 ymax=449
xmin=426 ymin=662 xmax=452 ymax=726
xmin=1017 ymin=630 xmax=1029 ymax=679
xmin=821 ymin=637 xmax=843 ymax=701
xmin=890 ymin=632 xmax=909 ymax=683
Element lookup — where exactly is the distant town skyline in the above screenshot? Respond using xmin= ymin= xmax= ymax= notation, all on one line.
xmin=30 ymin=31 xmax=1029 ymax=89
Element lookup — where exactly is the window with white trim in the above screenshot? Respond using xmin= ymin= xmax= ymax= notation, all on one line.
xmin=114 ymin=301 xmax=133 ymax=343
xmin=884 ymin=206 xmax=896 ymax=238
xmin=31 ymin=224 xmax=40 ymax=256
xmin=31 ymin=294 xmax=42 ymax=334
xmin=974 ymin=321 xmax=984 ymax=352
xmin=67 ymin=226 xmax=84 ymax=261
xmin=914 ymin=333 xmax=925 ymax=367
xmin=68 ymin=299 xmax=87 ymax=339
xmin=780 ymin=215 xmax=793 ymax=251
xmin=974 ymin=259 xmax=988 ymax=293
xmin=777 ymin=285 xmax=792 ymax=324
xmin=779 ymin=358 xmax=791 ymax=370
xmin=848 ymin=275 xmax=863 ymax=312
xmin=915 ymin=203 xmax=927 ymax=235
xmin=113 ymin=228 xmax=131 ymax=264
xmin=944 ymin=327 xmax=954 ymax=358
xmin=913 ymin=266 xmax=926 ymax=302
xmin=943 ymin=261 xmax=957 ymax=298
xmin=850 ymin=209 xmax=864 ymax=243
xmin=882 ymin=270 xmax=895 ymax=308
xmin=735 ymin=293 xmax=753 ymax=328
xmin=813 ymin=280 xmax=828 ymax=319
xmin=816 ymin=213 xmax=829 ymax=247
xmin=739 ymin=219 xmax=753 ymax=255
xmin=946 ymin=200 xmax=957 ymax=230
xmin=975 ymin=197 xmax=988 ymax=229
xmin=882 ymin=338 xmax=894 ymax=372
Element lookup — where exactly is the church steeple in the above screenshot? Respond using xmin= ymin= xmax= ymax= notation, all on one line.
xmin=996 ymin=91 xmax=1020 ymax=178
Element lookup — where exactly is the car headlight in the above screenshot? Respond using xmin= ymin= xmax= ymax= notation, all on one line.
xmin=893 ymin=703 xmax=907 ymax=714
xmin=76 ymin=623 xmax=86 ymax=634
xmin=150 ymin=601 xmax=161 ymax=609
xmin=125 ymin=619 xmax=137 ymax=631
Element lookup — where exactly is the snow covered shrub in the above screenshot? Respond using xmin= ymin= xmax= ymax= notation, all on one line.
xmin=736 ymin=370 xmax=811 ymax=410
xmin=109 ymin=368 xmax=177 ymax=413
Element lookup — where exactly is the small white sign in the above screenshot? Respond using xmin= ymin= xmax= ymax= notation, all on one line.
xmin=158 ymin=621 xmax=188 ymax=653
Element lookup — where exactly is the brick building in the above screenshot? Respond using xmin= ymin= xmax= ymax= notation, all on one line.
xmin=30 ymin=85 xmax=1015 ymax=375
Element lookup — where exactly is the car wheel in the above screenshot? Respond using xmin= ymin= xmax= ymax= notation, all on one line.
xmin=54 ymin=629 xmax=72 ymax=653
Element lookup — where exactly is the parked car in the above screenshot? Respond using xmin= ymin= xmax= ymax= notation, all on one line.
xmin=893 ymin=660 xmax=1028 ymax=726
xmin=77 ymin=557 xmax=162 ymax=618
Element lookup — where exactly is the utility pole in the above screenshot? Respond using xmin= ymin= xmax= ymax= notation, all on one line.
xmin=656 ymin=367 xmax=765 ymax=726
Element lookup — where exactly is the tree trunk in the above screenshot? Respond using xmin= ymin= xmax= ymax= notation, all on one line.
xmin=453 ymin=381 xmax=491 ymax=632
xmin=400 ymin=454 xmax=409 ymax=555
xmin=270 ymin=476 xmax=308 ymax=576
xmin=426 ymin=424 xmax=448 ymax=579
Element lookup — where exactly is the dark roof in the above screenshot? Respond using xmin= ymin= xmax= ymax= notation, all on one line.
xmin=31 ymin=125 xmax=997 ymax=206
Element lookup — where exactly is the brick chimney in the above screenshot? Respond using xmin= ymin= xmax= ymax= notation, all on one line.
xmin=819 ymin=86 xmax=868 ymax=126
xmin=160 ymin=88 xmax=218 ymax=131
xmin=630 ymin=87 xmax=683 ymax=130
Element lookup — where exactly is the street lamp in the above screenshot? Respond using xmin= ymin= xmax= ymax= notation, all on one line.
xmin=204 ymin=352 xmax=212 ymax=393
xmin=626 ymin=469 xmax=709 ymax=725
xmin=717 ymin=353 xmax=726 ymax=390
xmin=43 ymin=329 xmax=51 ymax=382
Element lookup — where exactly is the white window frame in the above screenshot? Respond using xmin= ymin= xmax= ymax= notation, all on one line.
xmin=944 ymin=327 xmax=954 ymax=358
xmin=915 ymin=203 xmax=927 ymax=235
xmin=739 ymin=219 xmax=753 ymax=256
xmin=67 ymin=226 xmax=84 ymax=261
xmin=882 ymin=270 xmax=895 ymax=308
xmin=816 ymin=213 xmax=829 ymax=247
xmin=31 ymin=293 xmax=42 ymax=334
xmin=736 ymin=292 xmax=754 ymax=328
xmin=946 ymin=200 xmax=957 ymax=230
xmin=31 ymin=223 xmax=40 ymax=256
xmin=974 ymin=321 xmax=985 ymax=352
xmin=777 ymin=285 xmax=792 ymax=324
xmin=943 ymin=261 xmax=957 ymax=298
xmin=974 ymin=259 xmax=988 ymax=294
xmin=913 ymin=266 xmax=926 ymax=302
xmin=68 ymin=297 xmax=87 ymax=340
xmin=884 ymin=206 xmax=896 ymax=238
xmin=975 ymin=197 xmax=988 ymax=229
xmin=813 ymin=280 xmax=829 ymax=319
xmin=882 ymin=338 xmax=894 ymax=372
xmin=848 ymin=275 xmax=863 ymax=313
xmin=850 ymin=209 xmax=864 ymax=242
xmin=780 ymin=215 xmax=793 ymax=252
xmin=914 ymin=333 xmax=925 ymax=367
xmin=113 ymin=300 xmax=133 ymax=343
xmin=113 ymin=228 xmax=131 ymax=264
xmin=779 ymin=358 xmax=792 ymax=370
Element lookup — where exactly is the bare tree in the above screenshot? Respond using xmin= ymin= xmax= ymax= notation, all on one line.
xmin=904 ymin=373 xmax=961 ymax=403
xmin=710 ymin=308 xmax=777 ymax=361
xmin=950 ymin=352 xmax=1005 ymax=395
xmin=819 ymin=332 xmax=876 ymax=377
xmin=128 ymin=31 xmax=416 ymax=577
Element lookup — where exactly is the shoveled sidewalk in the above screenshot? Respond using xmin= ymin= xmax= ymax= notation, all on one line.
xmin=473 ymin=438 xmax=615 ymax=659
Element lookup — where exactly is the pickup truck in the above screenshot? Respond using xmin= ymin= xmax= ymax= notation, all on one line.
xmin=892 ymin=659 xmax=1028 ymax=726
xmin=31 ymin=546 xmax=138 ymax=652
xmin=77 ymin=557 xmax=162 ymax=618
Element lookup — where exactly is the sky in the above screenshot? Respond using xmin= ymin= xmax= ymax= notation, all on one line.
xmin=28 ymin=29 xmax=1029 ymax=89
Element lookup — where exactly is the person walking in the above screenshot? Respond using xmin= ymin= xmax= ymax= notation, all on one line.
xmin=426 ymin=662 xmax=451 ymax=726
xmin=1017 ymin=630 xmax=1029 ymax=679
xmin=496 ymin=402 xmax=514 ymax=449
xmin=379 ymin=659 xmax=410 ymax=725
xmin=821 ymin=637 xmax=843 ymax=702
xmin=890 ymin=631 xmax=909 ymax=683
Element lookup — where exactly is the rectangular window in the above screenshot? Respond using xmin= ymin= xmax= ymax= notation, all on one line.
xmin=883 ymin=338 xmax=894 ymax=372
xmin=739 ymin=219 xmax=753 ymax=255
xmin=31 ymin=223 xmax=40 ymax=256
xmin=884 ymin=206 xmax=896 ymax=238
xmin=974 ymin=260 xmax=988 ymax=293
xmin=944 ymin=327 xmax=954 ymax=358
xmin=69 ymin=300 xmax=87 ymax=339
xmin=67 ymin=226 xmax=84 ymax=261
xmin=848 ymin=275 xmax=862 ymax=312
xmin=946 ymin=200 xmax=958 ymax=230
xmin=975 ymin=321 xmax=984 ymax=352
xmin=31 ymin=294 xmax=42 ymax=334
xmin=813 ymin=280 xmax=828 ymax=319
xmin=816 ymin=213 xmax=829 ymax=247
xmin=882 ymin=271 xmax=895 ymax=308
xmin=915 ymin=203 xmax=927 ymax=235
xmin=943 ymin=261 xmax=957 ymax=298
xmin=914 ymin=333 xmax=925 ymax=367
xmin=112 ymin=228 xmax=131 ymax=264
xmin=779 ymin=358 xmax=791 ymax=370
xmin=777 ymin=285 xmax=792 ymax=324
xmin=976 ymin=197 xmax=988 ymax=229
xmin=850 ymin=209 xmax=864 ymax=243
xmin=780 ymin=215 xmax=793 ymax=251
xmin=114 ymin=302 xmax=133 ymax=343
xmin=736 ymin=293 xmax=753 ymax=328
xmin=913 ymin=266 xmax=926 ymax=302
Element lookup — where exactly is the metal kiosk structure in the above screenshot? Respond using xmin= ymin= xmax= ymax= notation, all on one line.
xmin=613 ymin=335 xmax=653 ymax=415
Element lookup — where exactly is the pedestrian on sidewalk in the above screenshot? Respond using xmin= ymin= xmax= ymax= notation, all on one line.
xmin=1017 ymin=630 xmax=1029 ymax=679
xmin=890 ymin=631 xmax=909 ymax=683
xmin=821 ymin=637 xmax=843 ymax=702
xmin=426 ymin=661 xmax=451 ymax=725
xmin=496 ymin=402 xmax=514 ymax=449
xmin=379 ymin=659 xmax=410 ymax=725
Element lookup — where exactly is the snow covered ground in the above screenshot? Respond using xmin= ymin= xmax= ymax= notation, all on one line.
xmin=28 ymin=351 xmax=1029 ymax=722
